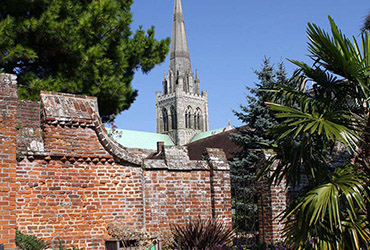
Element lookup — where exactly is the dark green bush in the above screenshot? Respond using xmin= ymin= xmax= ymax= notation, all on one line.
xmin=15 ymin=229 xmax=49 ymax=250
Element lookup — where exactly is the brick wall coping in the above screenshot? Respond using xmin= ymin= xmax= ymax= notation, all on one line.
xmin=22 ymin=154 xmax=115 ymax=163
xmin=204 ymin=148 xmax=230 ymax=171
xmin=11 ymin=81 xmax=232 ymax=170
xmin=143 ymin=159 xmax=210 ymax=171
xmin=142 ymin=147 xmax=230 ymax=171
xmin=39 ymin=91 xmax=142 ymax=165
xmin=40 ymin=91 xmax=98 ymax=124
xmin=0 ymin=73 xmax=17 ymax=86
xmin=92 ymin=114 xmax=142 ymax=165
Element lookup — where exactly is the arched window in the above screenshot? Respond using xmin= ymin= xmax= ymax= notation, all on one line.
xmin=195 ymin=108 xmax=202 ymax=130
xmin=163 ymin=108 xmax=169 ymax=132
xmin=185 ymin=106 xmax=193 ymax=129
xmin=171 ymin=106 xmax=177 ymax=130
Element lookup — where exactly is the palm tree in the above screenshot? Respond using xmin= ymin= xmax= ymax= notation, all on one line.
xmin=261 ymin=16 xmax=370 ymax=249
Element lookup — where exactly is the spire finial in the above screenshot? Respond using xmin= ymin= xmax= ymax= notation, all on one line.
xmin=225 ymin=119 xmax=233 ymax=131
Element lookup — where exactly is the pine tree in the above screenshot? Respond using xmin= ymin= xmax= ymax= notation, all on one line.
xmin=0 ymin=0 xmax=170 ymax=122
xmin=230 ymin=58 xmax=288 ymax=240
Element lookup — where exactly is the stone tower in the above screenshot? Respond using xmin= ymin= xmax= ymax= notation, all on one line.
xmin=156 ymin=0 xmax=209 ymax=145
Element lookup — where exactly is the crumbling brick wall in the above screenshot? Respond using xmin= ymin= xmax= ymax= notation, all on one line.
xmin=0 ymin=74 xmax=233 ymax=249
xmin=143 ymin=169 xmax=212 ymax=233
xmin=256 ymin=152 xmax=289 ymax=245
xmin=258 ymin=176 xmax=287 ymax=244
xmin=16 ymin=158 xmax=144 ymax=249
xmin=0 ymin=74 xmax=18 ymax=250
xmin=142 ymin=147 xmax=232 ymax=234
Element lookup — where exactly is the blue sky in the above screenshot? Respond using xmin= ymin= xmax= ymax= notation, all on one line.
xmin=114 ymin=0 xmax=369 ymax=132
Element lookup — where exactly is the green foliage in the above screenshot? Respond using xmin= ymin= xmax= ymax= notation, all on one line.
xmin=361 ymin=12 xmax=370 ymax=32
xmin=263 ymin=16 xmax=370 ymax=249
xmin=168 ymin=216 xmax=234 ymax=250
xmin=0 ymin=0 xmax=170 ymax=122
xmin=15 ymin=229 xmax=49 ymax=250
xmin=284 ymin=164 xmax=369 ymax=250
xmin=230 ymin=58 xmax=288 ymax=236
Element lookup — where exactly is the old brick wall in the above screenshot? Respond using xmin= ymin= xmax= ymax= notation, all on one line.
xmin=257 ymin=153 xmax=287 ymax=244
xmin=258 ymin=177 xmax=287 ymax=244
xmin=1 ymin=72 xmax=295 ymax=249
xmin=0 ymin=74 xmax=18 ymax=249
xmin=16 ymin=158 xmax=144 ymax=249
xmin=17 ymin=100 xmax=40 ymax=128
xmin=143 ymin=169 xmax=212 ymax=234
xmin=16 ymin=145 xmax=233 ymax=249
xmin=143 ymin=146 xmax=232 ymax=235
xmin=14 ymin=91 xmax=146 ymax=249
xmin=0 ymin=79 xmax=233 ymax=249
xmin=257 ymin=156 xmax=311 ymax=244
xmin=205 ymin=148 xmax=232 ymax=228
xmin=16 ymin=100 xmax=43 ymax=155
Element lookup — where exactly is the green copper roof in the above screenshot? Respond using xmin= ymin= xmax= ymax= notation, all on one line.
xmin=107 ymin=128 xmax=175 ymax=150
xmin=190 ymin=127 xmax=227 ymax=143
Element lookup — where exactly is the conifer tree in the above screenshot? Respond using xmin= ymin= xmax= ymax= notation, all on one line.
xmin=362 ymin=12 xmax=370 ymax=32
xmin=230 ymin=58 xmax=288 ymax=238
xmin=0 ymin=0 xmax=170 ymax=122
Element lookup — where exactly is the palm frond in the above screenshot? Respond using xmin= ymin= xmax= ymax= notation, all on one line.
xmin=306 ymin=17 xmax=370 ymax=99
xmin=283 ymin=165 xmax=370 ymax=250
xmin=259 ymin=17 xmax=370 ymax=249
xmin=266 ymin=100 xmax=360 ymax=152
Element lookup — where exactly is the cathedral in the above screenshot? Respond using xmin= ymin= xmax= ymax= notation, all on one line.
xmin=113 ymin=0 xmax=231 ymax=149
xmin=156 ymin=0 xmax=209 ymax=145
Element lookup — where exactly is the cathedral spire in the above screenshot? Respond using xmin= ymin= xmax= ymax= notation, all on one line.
xmin=156 ymin=0 xmax=209 ymax=145
xmin=170 ymin=0 xmax=192 ymax=75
